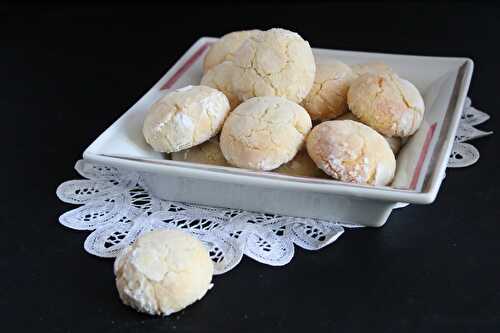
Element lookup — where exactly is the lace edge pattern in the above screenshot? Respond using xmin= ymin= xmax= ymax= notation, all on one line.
xmin=56 ymin=97 xmax=490 ymax=274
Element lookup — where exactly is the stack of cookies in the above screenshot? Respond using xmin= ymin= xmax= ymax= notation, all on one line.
xmin=142 ymin=28 xmax=425 ymax=187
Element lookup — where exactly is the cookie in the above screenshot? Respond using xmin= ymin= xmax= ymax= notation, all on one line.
xmin=220 ymin=96 xmax=312 ymax=170
xmin=231 ymin=28 xmax=316 ymax=103
xmin=301 ymin=60 xmax=355 ymax=121
xmin=171 ymin=137 xmax=229 ymax=167
xmin=114 ymin=229 xmax=213 ymax=316
xmin=200 ymin=61 xmax=240 ymax=110
xmin=306 ymin=120 xmax=396 ymax=186
xmin=351 ymin=61 xmax=393 ymax=77
xmin=274 ymin=150 xmax=326 ymax=178
xmin=203 ymin=30 xmax=261 ymax=73
xmin=143 ymin=85 xmax=230 ymax=153
xmin=337 ymin=112 xmax=402 ymax=154
xmin=347 ymin=72 xmax=425 ymax=137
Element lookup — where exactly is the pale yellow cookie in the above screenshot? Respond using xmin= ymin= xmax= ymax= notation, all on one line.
xmin=337 ymin=112 xmax=402 ymax=154
xmin=351 ymin=61 xmax=393 ymax=77
xmin=301 ymin=60 xmax=355 ymax=121
xmin=200 ymin=61 xmax=240 ymax=110
xmin=274 ymin=150 xmax=326 ymax=178
xmin=203 ymin=30 xmax=261 ymax=73
xmin=347 ymin=72 xmax=425 ymax=137
xmin=114 ymin=229 xmax=213 ymax=316
xmin=306 ymin=120 xmax=396 ymax=186
xmin=171 ymin=137 xmax=229 ymax=167
xmin=231 ymin=28 xmax=316 ymax=103
xmin=143 ymin=85 xmax=230 ymax=153
xmin=220 ymin=96 xmax=312 ymax=171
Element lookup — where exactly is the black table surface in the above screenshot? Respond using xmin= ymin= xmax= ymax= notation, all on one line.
xmin=2 ymin=3 xmax=500 ymax=332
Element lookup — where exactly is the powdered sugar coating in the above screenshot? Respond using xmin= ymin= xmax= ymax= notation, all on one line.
xmin=143 ymin=85 xmax=230 ymax=153
xmin=114 ymin=229 xmax=213 ymax=316
xmin=176 ymin=85 xmax=194 ymax=92
xmin=337 ymin=112 xmax=402 ymax=154
xmin=306 ymin=120 xmax=396 ymax=186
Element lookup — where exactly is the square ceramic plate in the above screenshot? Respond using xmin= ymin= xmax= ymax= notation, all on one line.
xmin=82 ymin=37 xmax=473 ymax=226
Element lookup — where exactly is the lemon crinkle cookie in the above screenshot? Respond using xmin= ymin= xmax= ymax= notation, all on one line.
xmin=231 ymin=28 xmax=316 ymax=103
xmin=220 ymin=96 xmax=312 ymax=171
xmin=114 ymin=229 xmax=214 ymax=316
xmin=351 ymin=61 xmax=393 ymax=77
xmin=337 ymin=112 xmax=402 ymax=154
xmin=347 ymin=72 xmax=425 ymax=137
xmin=301 ymin=60 xmax=355 ymax=121
xmin=171 ymin=137 xmax=228 ymax=166
xmin=143 ymin=85 xmax=230 ymax=153
xmin=306 ymin=120 xmax=396 ymax=186
xmin=203 ymin=29 xmax=262 ymax=73
xmin=201 ymin=61 xmax=240 ymax=110
xmin=274 ymin=150 xmax=326 ymax=178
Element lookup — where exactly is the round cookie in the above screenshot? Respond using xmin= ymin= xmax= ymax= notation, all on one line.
xmin=351 ymin=61 xmax=393 ymax=77
xmin=220 ymin=96 xmax=312 ymax=171
xmin=301 ymin=60 xmax=355 ymax=121
xmin=203 ymin=30 xmax=261 ymax=73
xmin=274 ymin=150 xmax=326 ymax=178
xmin=347 ymin=72 xmax=425 ymax=137
xmin=201 ymin=61 xmax=240 ymax=110
xmin=337 ymin=112 xmax=402 ymax=154
xmin=231 ymin=28 xmax=316 ymax=103
xmin=114 ymin=229 xmax=213 ymax=316
xmin=306 ymin=120 xmax=396 ymax=186
xmin=143 ymin=85 xmax=230 ymax=153
xmin=171 ymin=137 xmax=229 ymax=167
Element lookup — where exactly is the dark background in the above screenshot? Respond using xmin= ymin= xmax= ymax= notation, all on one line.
xmin=2 ymin=2 xmax=499 ymax=332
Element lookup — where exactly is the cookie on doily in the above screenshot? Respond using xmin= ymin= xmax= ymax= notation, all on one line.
xmin=114 ymin=229 xmax=214 ymax=316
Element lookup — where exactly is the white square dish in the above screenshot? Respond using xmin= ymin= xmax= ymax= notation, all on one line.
xmin=83 ymin=37 xmax=473 ymax=227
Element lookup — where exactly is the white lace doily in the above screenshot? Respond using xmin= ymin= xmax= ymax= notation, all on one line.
xmin=56 ymin=97 xmax=490 ymax=274
xmin=448 ymin=97 xmax=492 ymax=167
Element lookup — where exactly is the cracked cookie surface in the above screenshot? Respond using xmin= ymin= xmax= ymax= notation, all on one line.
xmin=230 ymin=28 xmax=315 ymax=103
xmin=347 ymin=72 xmax=425 ymax=137
xmin=306 ymin=120 xmax=396 ymax=186
xmin=338 ymin=112 xmax=402 ymax=154
xmin=201 ymin=61 xmax=240 ymax=110
xmin=220 ymin=96 xmax=312 ymax=170
xmin=143 ymin=85 xmax=230 ymax=153
xmin=301 ymin=60 xmax=355 ymax=121
xmin=203 ymin=30 xmax=261 ymax=73
xmin=114 ymin=229 xmax=213 ymax=316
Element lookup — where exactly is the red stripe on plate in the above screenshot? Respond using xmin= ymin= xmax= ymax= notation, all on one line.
xmin=160 ymin=42 xmax=212 ymax=90
xmin=410 ymin=122 xmax=437 ymax=190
